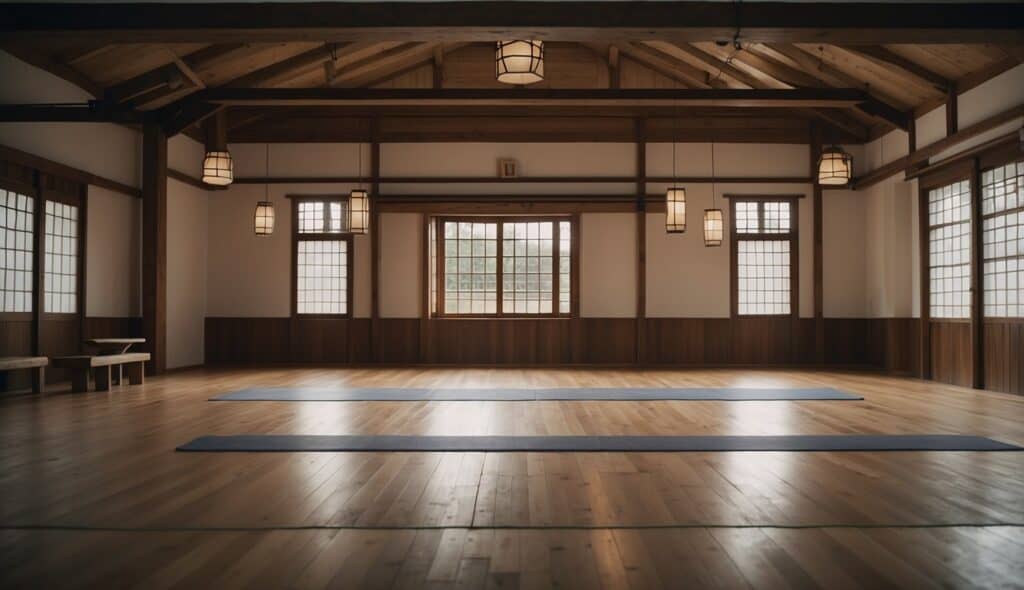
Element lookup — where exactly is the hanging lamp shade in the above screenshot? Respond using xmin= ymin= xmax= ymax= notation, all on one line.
xmin=665 ymin=188 xmax=686 ymax=233
xmin=349 ymin=189 xmax=369 ymax=235
xmin=817 ymin=146 xmax=853 ymax=186
xmin=496 ymin=40 xmax=544 ymax=85
xmin=202 ymin=150 xmax=233 ymax=186
xmin=703 ymin=209 xmax=724 ymax=247
xmin=253 ymin=201 xmax=274 ymax=236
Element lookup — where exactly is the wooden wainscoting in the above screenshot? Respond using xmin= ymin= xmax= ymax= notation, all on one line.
xmin=983 ymin=320 xmax=1024 ymax=395
xmin=929 ymin=321 xmax=973 ymax=388
xmin=206 ymin=316 xmax=923 ymax=371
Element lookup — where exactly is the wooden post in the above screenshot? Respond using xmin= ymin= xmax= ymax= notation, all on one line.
xmin=918 ymin=185 xmax=931 ymax=380
xmin=142 ymin=122 xmax=167 ymax=375
xmin=810 ymin=123 xmax=825 ymax=364
xmin=946 ymin=88 xmax=958 ymax=136
xmin=635 ymin=118 xmax=646 ymax=365
xmin=970 ymin=157 xmax=984 ymax=389
xmin=370 ymin=120 xmax=381 ymax=362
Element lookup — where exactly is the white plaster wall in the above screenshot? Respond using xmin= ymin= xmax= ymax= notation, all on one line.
xmin=580 ymin=213 xmax=636 ymax=317
xmin=85 ymin=186 xmax=141 ymax=317
xmin=167 ymin=178 xmax=208 ymax=368
xmin=822 ymin=190 xmax=866 ymax=317
xmin=380 ymin=213 xmax=422 ymax=318
xmin=645 ymin=206 xmax=730 ymax=318
xmin=205 ymin=187 xmax=373 ymax=318
xmin=0 ymin=51 xmax=141 ymax=188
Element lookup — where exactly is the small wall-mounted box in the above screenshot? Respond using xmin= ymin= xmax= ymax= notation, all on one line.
xmin=498 ymin=158 xmax=518 ymax=178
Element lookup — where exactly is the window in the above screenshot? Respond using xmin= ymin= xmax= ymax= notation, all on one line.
xmin=44 ymin=200 xmax=79 ymax=314
xmin=981 ymin=160 xmax=1023 ymax=318
xmin=731 ymin=198 xmax=797 ymax=316
xmin=0 ymin=188 xmax=34 ymax=313
xmin=927 ymin=180 xmax=972 ymax=319
xmin=292 ymin=197 xmax=353 ymax=316
xmin=433 ymin=216 xmax=575 ymax=317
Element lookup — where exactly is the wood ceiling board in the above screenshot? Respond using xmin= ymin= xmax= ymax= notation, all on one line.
xmin=273 ymin=42 xmax=407 ymax=88
xmin=647 ymin=42 xmax=763 ymax=90
xmin=370 ymin=63 xmax=435 ymax=89
xmin=330 ymin=43 xmax=439 ymax=87
xmin=5 ymin=2 xmax=1024 ymax=45
xmin=694 ymin=42 xmax=792 ymax=90
xmin=797 ymin=44 xmax=936 ymax=110
xmin=881 ymin=44 xmax=997 ymax=81
xmin=74 ymin=44 xmax=182 ymax=86
xmin=197 ymin=43 xmax=322 ymax=87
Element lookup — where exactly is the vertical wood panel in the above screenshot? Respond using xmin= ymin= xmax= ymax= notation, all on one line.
xmin=142 ymin=123 xmax=167 ymax=374
xmin=930 ymin=321 xmax=973 ymax=387
xmin=984 ymin=321 xmax=1024 ymax=395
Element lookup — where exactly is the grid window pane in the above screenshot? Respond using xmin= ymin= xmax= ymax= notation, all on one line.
xmin=733 ymin=200 xmax=794 ymax=316
xmin=44 ymin=200 xmax=77 ymax=314
xmin=559 ymin=220 xmax=571 ymax=314
xmin=735 ymin=202 xmax=759 ymax=233
xmin=444 ymin=221 xmax=498 ymax=314
xmin=982 ymin=161 xmax=1023 ymax=318
xmin=928 ymin=181 xmax=971 ymax=319
xmin=0 ymin=188 xmax=34 ymax=313
xmin=298 ymin=200 xmax=349 ymax=234
xmin=502 ymin=221 xmax=554 ymax=314
xmin=438 ymin=217 xmax=572 ymax=317
xmin=737 ymin=240 xmax=791 ymax=315
xmin=296 ymin=240 xmax=347 ymax=314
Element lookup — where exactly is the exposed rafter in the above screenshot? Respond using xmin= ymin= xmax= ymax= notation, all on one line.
xmin=613 ymin=42 xmax=716 ymax=89
xmin=840 ymin=45 xmax=953 ymax=91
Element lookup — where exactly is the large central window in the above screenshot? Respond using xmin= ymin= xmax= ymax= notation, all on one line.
xmin=292 ymin=196 xmax=353 ymax=317
xmin=433 ymin=216 xmax=575 ymax=317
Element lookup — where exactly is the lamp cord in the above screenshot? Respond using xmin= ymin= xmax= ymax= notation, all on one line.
xmin=711 ymin=142 xmax=717 ymax=209
xmin=264 ymin=143 xmax=270 ymax=203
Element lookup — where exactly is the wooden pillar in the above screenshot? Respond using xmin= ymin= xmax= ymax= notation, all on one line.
xmin=30 ymin=170 xmax=43 ymax=356
xmin=419 ymin=213 xmax=431 ymax=363
xmin=369 ymin=120 xmax=381 ymax=362
xmin=917 ymin=186 xmax=932 ymax=380
xmin=810 ymin=124 xmax=825 ymax=364
xmin=142 ymin=122 xmax=167 ymax=375
xmin=945 ymin=88 xmax=958 ymax=136
xmin=608 ymin=46 xmax=620 ymax=89
xmin=635 ymin=118 xmax=646 ymax=365
xmin=203 ymin=110 xmax=228 ymax=153
xmin=970 ymin=157 xmax=984 ymax=389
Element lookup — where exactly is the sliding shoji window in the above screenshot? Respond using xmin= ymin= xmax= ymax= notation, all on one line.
xmin=292 ymin=197 xmax=353 ymax=316
xmin=927 ymin=180 xmax=972 ymax=319
xmin=981 ymin=160 xmax=1023 ymax=318
xmin=731 ymin=198 xmax=798 ymax=316
xmin=43 ymin=200 xmax=79 ymax=314
xmin=0 ymin=188 xmax=34 ymax=313
xmin=436 ymin=217 xmax=576 ymax=317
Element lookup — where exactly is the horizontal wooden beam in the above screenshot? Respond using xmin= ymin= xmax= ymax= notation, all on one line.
xmin=192 ymin=87 xmax=870 ymax=109
xmin=3 ymin=2 xmax=1022 ymax=44
xmin=236 ymin=175 xmax=809 ymax=185
xmin=0 ymin=104 xmax=150 ymax=124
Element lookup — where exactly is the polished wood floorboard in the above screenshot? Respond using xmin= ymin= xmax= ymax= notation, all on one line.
xmin=1 ymin=367 xmax=1023 ymax=588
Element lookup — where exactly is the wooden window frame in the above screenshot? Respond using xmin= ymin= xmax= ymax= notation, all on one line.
xmin=433 ymin=215 xmax=579 ymax=319
xmin=40 ymin=188 xmax=86 ymax=319
xmin=0 ymin=175 xmax=86 ymax=322
xmin=290 ymin=195 xmax=355 ymax=319
xmin=978 ymin=156 xmax=1024 ymax=323
xmin=919 ymin=163 xmax=975 ymax=326
xmin=729 ymin=196 xmax=799 ymax=319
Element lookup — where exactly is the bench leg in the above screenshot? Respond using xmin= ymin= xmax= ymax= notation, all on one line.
xmin=71 ymin=369 xmax=90 ymax=393
xmin=94 ymin=366 xmax=111 ymax=392
xmin=31 ymin=366 xmax=45 ymax=394
xmin=125 ymin=362 xmax=144 ymax=386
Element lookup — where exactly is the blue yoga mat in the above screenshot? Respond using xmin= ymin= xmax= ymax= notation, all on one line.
xmin=211 ymin=387 xmax=863 ymax=402
xmin=177 ymin=434 xmax=1022 ymax=453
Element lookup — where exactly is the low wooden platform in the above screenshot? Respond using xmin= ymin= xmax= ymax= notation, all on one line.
xmin=0 ymin=356 xmax=47 ymax=393
xmin=0 ymin=367 xmax=1021 ymax=588
xmin=51 ymin=352 xmax=150 ymax=393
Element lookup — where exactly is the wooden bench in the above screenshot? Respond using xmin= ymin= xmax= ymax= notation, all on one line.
xmin=52 ymin=353 xmax=150 ymax=393
xmin=0 ymin=357 xmax=48 ymax=393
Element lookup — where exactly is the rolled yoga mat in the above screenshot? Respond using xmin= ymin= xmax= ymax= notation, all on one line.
xmin=211 ymin=387 xmax=864 ymax=402
xmin=177 ymin=434 xmax=1022 ymax=453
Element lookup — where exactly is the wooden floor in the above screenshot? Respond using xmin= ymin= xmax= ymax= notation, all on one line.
xmin=1 ymin=367 xmax=1022 ymax=589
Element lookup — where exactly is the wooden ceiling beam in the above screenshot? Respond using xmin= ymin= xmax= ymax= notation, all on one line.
xmin=839 ymin=45 xmax=953 ymax=91
xmin=187 ymin=87 xmax=870 ymax=109
xmin=4 ymin=2 xmax=1023 ymax=44
xmin=327 ymin=42 xmax=431 ymax=87
xmin=731 ymin=46 xmax=828 ymax=89
xmin=663 ymin=43 xmax=763 ymax=89
xmin=223 ymin=43 xmax=348 ymax=88
xmin=613 ymin=42 xmax=716 ymax=89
